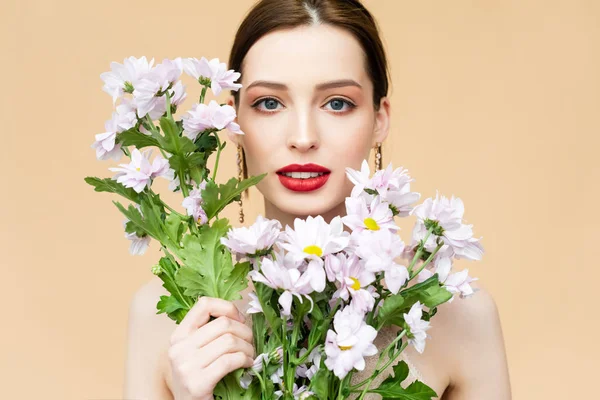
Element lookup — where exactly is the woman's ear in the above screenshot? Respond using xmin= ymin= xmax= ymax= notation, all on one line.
xmin=373 ymin=97 xmax=391 ymax=145
xmin=226 ymin=96 xmax=243 ymax=146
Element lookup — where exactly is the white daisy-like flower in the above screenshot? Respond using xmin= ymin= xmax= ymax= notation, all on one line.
xmin=326 ymin=253 xmax=376 ymax=306
xmin=296 ymin=347 xmax=322 ymax=380
xmin=122 ymin=207 xmax=151 ymax=255
xmin=220 ymin=214 xmax=282 ymax=258
xmin=342 ymin=195 xmax=399 ymax=233
xmin=280 ymin=215 xmax=350 ymax=267
xmin=410 ymin=191 xmax=484 ymax=261
xmin=133 ymin=58 xmax=183 ymax=118
xmin=181 ymin=180 xmax=209 ymax=225
xmin=100 ymin=56 xmax=155 ymax=105
xmin=324 ymin=306 xmax=378 ymax=379
xmin=182 ymin=56 xmax=243 ymax=96
xmin=91 ymin=99 xmax=138 ymax=161
xmin=353 ymin=229 xmax=409 ymax=294
xmin=403 ymin=301 xmax=431 ymax=354
xmin=109 ymin=148 xmax=170 ymax=193
xmin=246 ymin=292 xmax=263 ymax=314
xmin=181 ymin=100 xmax=244 ymax=141
xmin=248 ymin=257 xmax=319 ymax=316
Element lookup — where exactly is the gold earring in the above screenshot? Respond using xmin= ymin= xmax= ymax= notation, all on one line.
xmin=374 ymin=142 xmax=383 ymax=171
xmin=236 ymin=144 xmax=245 ymax=224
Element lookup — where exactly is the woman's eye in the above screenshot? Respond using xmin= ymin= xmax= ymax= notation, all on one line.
xmin=251 ymin=97 xmax=283 ymax=113
xmin=324 ymin=98 xmax=356 ymax=113
xmin=250 ymin=97 xmax=356 ymax=114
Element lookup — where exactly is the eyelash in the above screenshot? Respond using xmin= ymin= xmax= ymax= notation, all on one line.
xmin=250 ymin=97 xmax=356 ymax=114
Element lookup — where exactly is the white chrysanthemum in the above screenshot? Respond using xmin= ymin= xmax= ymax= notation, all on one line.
xmin=248 ymin=257 xmax=320 ymax=316
xmin=220 ymin=214 xmax=282 ymax=258
xmin=280 ymin=215 xmax=350 ymax=267
xmin=353 ymin=229 xmax=409 ymax=294
xmin=182 ymin=57 xmax=242 ymax=96
xmin=410 ymin=191 xmax=484 ymax=261
xmin=181 ymin=180 xmax=209 ymax=225
xmin=122 ymin=207 xmax=150 ymax=255
xmin=109 ymin=149 xmax=170 ymax=193
xmin=100 ymin=56 xmax=155 ymax=105
xmin=91 ymin=99 xmax=137 ymax=161
xmin=324 ymin=306 xmax=378 ymax=379
xmin=325 ymin=253 xmax=376 ymax=309
xmin=181 ymin=100 xmax=244 ymax=141
xmin=403 ymin=301 xmax=431 ymax=354
xmin=296 ymin=347 xmax=322 ymax=380
xmin=342 ymin=195 xmax=399 ymax=233
xmin=133 ymin=58 xmax=183 ymax=118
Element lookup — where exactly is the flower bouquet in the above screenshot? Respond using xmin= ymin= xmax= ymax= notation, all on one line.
xmin=85 ymin=56 xmax=483 ymax=400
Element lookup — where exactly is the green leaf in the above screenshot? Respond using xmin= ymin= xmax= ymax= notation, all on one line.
xmin=159 ymin=116 xmax=182 ymax=154
xmin=84 ymin=177 xmax=140 ymax=203
xmin=202 ymin=174 xmax=267 ymax=219
xmin=175 ymin=218 xmax=244 ymax=301
xmin=156 ymin=295 xmax=185 ymax=314
xmin=309 ymin=367 xmax=331 ymax=399
xmin=401 ymin=274 xmax=452 ymax=309
xmin=377 ymin=294 xmax=405 ymax=329
xmin=164 ymin=212 xmax=186 ymax=246
xmin=155 ymin=256 xmax=193 ymax=324
xmin=220 ymin=261 xmax=250 ymax=301
xmin=370 ymin=360 xmax=438 ymax=399
xmin=118 ymin=127 xmax=160 ymax=149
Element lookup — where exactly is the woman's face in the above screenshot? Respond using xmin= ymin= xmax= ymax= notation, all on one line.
xmin=226 ymin=24 xmax=390 ymax=218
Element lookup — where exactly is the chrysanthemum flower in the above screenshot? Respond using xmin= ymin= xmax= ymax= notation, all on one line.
xmin=248 ymin=257 xmax=320 ymax=316
xmin=410 ymin=191 xmax=484 ymax=261
xmin=91 ymin=99 xmax=137 ymax=161
xmin=220 ymin=214 xmax=282 ymax=258
xmin=342 ymin=195 xmax=399 ymax=233
xmin=109 ymin=148 xmax=170 ymax=193
xmin=182 ymin=57 xmax=242 ymax=96
xmin=181 ymin=100 xmax=244 ymax=141
xmin=324 ymin=306 xmax=378 ymax=379
xmin=280 ymin=215 xmax=350 ymax=267
xmin=182 ymin=180 xmax=209 ymax=225
xmin=100 ymin=56 xmax=155 ymax=105
xmin=418 ymin=267 xmax=479 ymax=303
xmin=403 ymin=301 xmax=431 ymax=354
xmin=353 ymin=229 xmax=409 ymax=294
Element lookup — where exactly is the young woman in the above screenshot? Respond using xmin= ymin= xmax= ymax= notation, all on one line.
xmin=124 ymin=1 xmax=512 ymax=399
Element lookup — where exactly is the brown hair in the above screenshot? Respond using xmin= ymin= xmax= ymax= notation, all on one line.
xmin=229 ymin=0 xmax=391 ymax=188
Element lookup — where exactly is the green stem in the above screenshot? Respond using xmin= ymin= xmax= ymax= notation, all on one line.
xmin=212 ymin=134 xmax=224 ymax=181
xmin=406 ymin=226 xmax=434 ymax=275
xmin=165 ymin=88 xmax=172 ymax=120
xmin=410 ymin=242 xmax=444 ymax=280
xmin=199 ymin=86 xmax=207 ymax=104
xmin=350 ymin=330 xmax=407 ymax=393
xmin=144 ymin=114 xmax=168 ymax=159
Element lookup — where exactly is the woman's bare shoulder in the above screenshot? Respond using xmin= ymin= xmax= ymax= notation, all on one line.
xmin=429 ymin=280 xmax=512 ymax=398
xmin=125 ymin=275 xmax=176 ymax=399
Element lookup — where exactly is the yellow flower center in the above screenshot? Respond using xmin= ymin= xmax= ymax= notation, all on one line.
xmin=350 ymin=277 xmax=361 ymax=290
xmin=136 ymin=167 xmax=141 ymax=171
xmin=303 ymin=245 xmax=323 ymax=257
xmin=364 ymin=217 xmax=380 ymax=230
xmin=339 ymin=345 xmax=353 ymax=351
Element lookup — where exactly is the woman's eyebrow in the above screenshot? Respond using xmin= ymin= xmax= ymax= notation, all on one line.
xmin=245 ymin=79 xmax=362 ymax=91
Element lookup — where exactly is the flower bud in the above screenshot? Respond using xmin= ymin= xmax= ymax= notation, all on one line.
xmin=151 ymin=264 xmax=162 ymax=276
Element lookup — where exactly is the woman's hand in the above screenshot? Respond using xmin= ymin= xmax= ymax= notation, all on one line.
xmin=167 ymin=296 xmax=255 ymax=400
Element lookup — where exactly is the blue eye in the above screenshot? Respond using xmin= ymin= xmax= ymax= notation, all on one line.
xmin=251 ymin=97 xmax=356 ymax=114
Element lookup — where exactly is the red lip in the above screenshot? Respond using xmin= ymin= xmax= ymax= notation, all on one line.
xmin=276 ymin=163 xmax=331 ymax=192
xmin=277 ymin=163 xmax=331 ymax=173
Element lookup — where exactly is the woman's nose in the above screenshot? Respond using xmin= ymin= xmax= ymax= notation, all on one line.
xmin=286 ymin=111 xmax=320 ymax=152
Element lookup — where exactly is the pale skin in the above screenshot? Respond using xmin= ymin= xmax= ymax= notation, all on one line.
xmin=124 ymin=24 xmax=512 ymax=399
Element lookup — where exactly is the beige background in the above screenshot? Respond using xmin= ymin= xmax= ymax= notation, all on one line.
xmin=1 ymin=0 xmax=598 ymax=399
